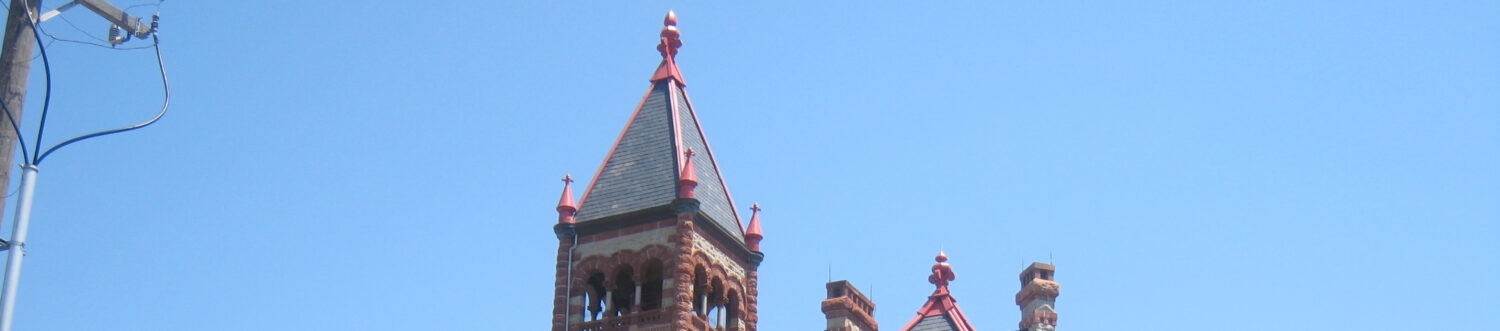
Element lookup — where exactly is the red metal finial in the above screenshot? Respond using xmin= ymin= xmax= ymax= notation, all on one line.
xmin=928 ymin=251 xmax=956 ymax=291
xmin=744 ymin=203 xmax=763 ymax=251
xmin=651 ymin=11 xmax=687 ymax=85
xmin=556 ymin=174 xmax=578 ymax=224
xmin=678 ymin=148 xmax=698 ymax=199
xmin=657 ymin=10 xmax=683 ymax=58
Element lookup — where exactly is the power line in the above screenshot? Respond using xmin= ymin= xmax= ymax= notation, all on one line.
xmin=50 ymin=9 xmax=108 ymax=43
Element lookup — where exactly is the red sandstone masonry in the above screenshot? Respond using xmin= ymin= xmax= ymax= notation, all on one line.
xmin=557 ymin=211 xmax=759 ymax=330
xmin=552 ymin=238 xmax=575 ymax=331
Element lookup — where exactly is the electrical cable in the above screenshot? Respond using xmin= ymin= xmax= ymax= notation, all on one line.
xmin=41 ymin=35 xmax=152 ymax=50
xmin=26 ymin=39 xmax=53 ymax=61
xmin=23 ymin=0 xmax=49 ymax=165
xmin=0 ymin=101 xmax=25 ymax=165
xmin=123 ymin=2 xmax=161 ymax=12
xmin=50 ymin=11 xmax=107 ymax=43
xmin=34 ymin=16 xmax=167 ymax=165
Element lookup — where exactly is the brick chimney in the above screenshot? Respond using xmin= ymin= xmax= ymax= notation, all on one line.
xmin=822 ymin=280 xmax=878 ymax=331
xmin=1016 ymin=262 xmax=1060 ymax=331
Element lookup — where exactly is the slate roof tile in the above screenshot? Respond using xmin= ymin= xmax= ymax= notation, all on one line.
xmin=910 ymin=315 xmax=959 ymax=331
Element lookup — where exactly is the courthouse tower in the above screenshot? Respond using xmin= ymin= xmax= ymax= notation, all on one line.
xmin=550 ymin=11 xmax=765 ymax=331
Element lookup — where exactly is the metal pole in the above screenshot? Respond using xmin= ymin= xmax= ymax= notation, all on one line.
xmin=0 ymin=165 xmax=37 ymax=331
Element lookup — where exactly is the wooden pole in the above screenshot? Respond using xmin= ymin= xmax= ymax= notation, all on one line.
xmin=0 ymin=0 xmax=40 ymax=222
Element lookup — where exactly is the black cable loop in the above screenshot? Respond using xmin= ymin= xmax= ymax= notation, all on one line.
xmin=6 ymin=0 xmax=171 ymax=165
xmin=35 ymin=27 xmax=168 ymax=165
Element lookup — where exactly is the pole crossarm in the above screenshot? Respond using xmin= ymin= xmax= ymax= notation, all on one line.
xmin=75 ymin=0 xmax=149 ymax=38
xmin=36 ymin=1 xmax=78 ymax=23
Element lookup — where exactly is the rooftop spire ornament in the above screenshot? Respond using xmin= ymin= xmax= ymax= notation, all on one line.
xmin=929 ymin=251 xmax=956 ymax=292
xmin=657 ymin=10 xmax=682 ymax=57
xmin=677 ymin=148 xmax=699 ymax=199
xmin=651 ymin=10 xmax=687 ymax=85
xmin=744 ymin=203 xmax=764 ymax=251
xmin=556 ymin=174 xmax=578 ymax=224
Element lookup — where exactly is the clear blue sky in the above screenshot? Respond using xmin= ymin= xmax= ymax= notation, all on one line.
xmin=1 ymin=1 xmax=1494 ymax=330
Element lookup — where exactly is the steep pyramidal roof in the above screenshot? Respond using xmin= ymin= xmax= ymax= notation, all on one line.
xmin=901 ymin=252 xmax=977 ymax=331
xmin=575 ymin=11 xmax=744 ymax=242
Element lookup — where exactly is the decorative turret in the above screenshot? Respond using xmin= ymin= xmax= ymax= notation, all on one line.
xmin=678 ymin=148 xmax=699 ymax=199
xmin=556 ymin=174 xmax=577 ymax=224
xmin=743 ymin=203 xmax=763 ymax=251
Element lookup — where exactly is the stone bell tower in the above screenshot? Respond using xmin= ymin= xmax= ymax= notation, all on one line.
xmin=549 ymin=11 xmax=765 ymax=331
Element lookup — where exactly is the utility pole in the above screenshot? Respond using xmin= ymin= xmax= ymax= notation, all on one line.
xmin=0 ymin=2 xmax=159 ymax=330
xmin=0 ymin=0 xmax=41 ymax=223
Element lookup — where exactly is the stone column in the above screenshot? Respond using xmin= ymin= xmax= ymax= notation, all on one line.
xmin=670 ymin=198 xmax=701 ymax=330
xmin=604 ymin=283 xmax=617 ymax=317
xmin=552 ymin=225 xmax=577 ymax=331
xmin=634 ymin=284 xmax=643 ymax=311
xmin=745 ymin=251 xmax=763 ymax=331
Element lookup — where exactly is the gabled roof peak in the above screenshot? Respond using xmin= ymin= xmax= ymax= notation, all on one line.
xmin=900 ymin=252 xmax=976 ymax=331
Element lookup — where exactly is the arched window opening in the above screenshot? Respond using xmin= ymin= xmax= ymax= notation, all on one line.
xmin=726 ymin=290 xmax=742 ymax=330
xmin=585 ymin=272 xmax=607 ymax=321
xmin=611 ymin=266 xmax=636 ymax=317
xmin=708 ymin=277 xmax=725 ymax=327
xmin=692 ymin=265 xmax=708 ymax=316
xmin=641 ymin=259 xmax=665 ymax=311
